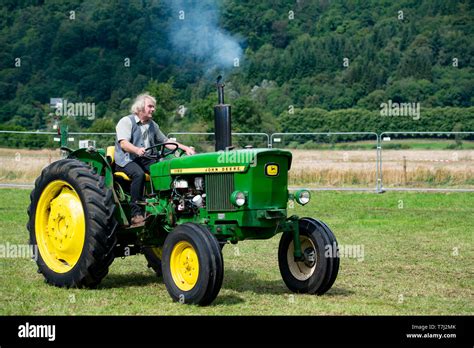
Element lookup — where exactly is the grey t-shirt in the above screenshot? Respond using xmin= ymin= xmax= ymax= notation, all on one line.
xmin=116 ymin=115 xmax=168 ymax=148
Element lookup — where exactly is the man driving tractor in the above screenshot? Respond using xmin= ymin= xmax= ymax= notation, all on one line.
xmin=115 ymin=93 xmax=195 ymax=227
xmin=28 ymin=78 xmax=339 ymax=306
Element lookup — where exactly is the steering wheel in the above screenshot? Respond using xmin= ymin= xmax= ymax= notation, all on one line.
xmin=175 ymin=147 xmax=187 ymax=157
xmin=144 ymin=142 xmax=179 ymax=160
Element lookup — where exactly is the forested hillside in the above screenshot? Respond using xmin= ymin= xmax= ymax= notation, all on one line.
xmin=0 ymin=0 xmax=473 ymax=135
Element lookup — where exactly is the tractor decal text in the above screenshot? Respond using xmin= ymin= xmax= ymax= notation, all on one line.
xmin=171 ymin=166 xmax=246 ymax=174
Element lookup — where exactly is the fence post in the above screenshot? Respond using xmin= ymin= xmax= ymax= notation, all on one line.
xmin=376 ymin=133 xmax=383 ymax=193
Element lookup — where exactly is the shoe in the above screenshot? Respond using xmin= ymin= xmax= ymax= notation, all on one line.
xmin=130 ymin=215 xmax=145 ymax=227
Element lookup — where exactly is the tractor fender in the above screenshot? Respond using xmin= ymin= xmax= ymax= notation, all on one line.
xmin=67 ymin=148 xmax=128 ymax=225
xmin=67 ymin=148 xmax=114 ymax=188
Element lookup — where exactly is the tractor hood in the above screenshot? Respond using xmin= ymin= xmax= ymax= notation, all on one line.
xmin=149 ymin=148 xmax=292 ymax=191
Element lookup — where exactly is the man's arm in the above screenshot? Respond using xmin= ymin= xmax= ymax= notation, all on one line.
xmin=120 ymin=139 xmax=146 ymax=156
xmin=165 ymin=141 xmax=195 ymax=155
xmin=116 ymin=117 xmax=146 ymax=157
xmin=153 ymin=122 xmax=195 ymax=155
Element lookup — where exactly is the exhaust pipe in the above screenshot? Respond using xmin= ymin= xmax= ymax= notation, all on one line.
xmin=214 ymin=75 xmax=232 ymax=151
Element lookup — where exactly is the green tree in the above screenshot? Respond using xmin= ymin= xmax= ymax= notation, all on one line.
xmin=90 ymin=118 xmax=115 ymax=133
xmin=232 ymin=97 xmax=263 ymax=133
xmin=145 ymin=79 xmax=179 ymax=130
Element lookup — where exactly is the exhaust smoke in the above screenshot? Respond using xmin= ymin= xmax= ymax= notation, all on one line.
xmin=166 ymin=0 xmax=243 ymax=72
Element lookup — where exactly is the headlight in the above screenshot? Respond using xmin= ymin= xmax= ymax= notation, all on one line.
xmin=230 ymin=191 xmax=246 ymax=207
xmin=295 ymin=190 xmax=311 ymax=205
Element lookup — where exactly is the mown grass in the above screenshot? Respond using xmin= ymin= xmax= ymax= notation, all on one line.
xmin=0 ymin=189 xmax=472 ymax=315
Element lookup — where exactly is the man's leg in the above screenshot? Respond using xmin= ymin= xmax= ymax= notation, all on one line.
xmin=116 ymin=161 xmax=145 ymax=218
xmin=135 ymin=156 xmax=156 ymax=173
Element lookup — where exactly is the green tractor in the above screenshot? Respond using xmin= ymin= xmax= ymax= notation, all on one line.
xmin=27 ymin=79 xmax=339 ymax=306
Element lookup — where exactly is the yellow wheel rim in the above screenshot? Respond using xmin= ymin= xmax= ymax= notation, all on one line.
xmin=35 ymin=180 xmax=86 ymax=273
xmin=170 ymin=241 xmax=199 ymax=291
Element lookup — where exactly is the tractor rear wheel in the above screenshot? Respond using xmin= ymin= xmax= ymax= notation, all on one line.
xmin=162 ymin=223 xmax=224 ymax=306
xmin=27 ymin=159 xmax=117 ymax=288
xmin=143 ymin=247 xmax=163 ymax=277
xmin=278 ymin=218 xmax=339 ymax=294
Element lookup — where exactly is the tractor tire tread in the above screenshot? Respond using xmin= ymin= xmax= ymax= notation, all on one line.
xmin=27 ymin=159 xmax=117 ymax=289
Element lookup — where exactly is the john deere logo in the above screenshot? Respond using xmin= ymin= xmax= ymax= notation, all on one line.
xmin=265 ymin=163 xmax=279 ymax=176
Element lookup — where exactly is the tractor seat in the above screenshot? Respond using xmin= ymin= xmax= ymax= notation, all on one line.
xmin=107 ymin=146 xmax=150 ymax=182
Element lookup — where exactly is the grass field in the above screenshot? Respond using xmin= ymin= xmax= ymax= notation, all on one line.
xmin=0 ymin=188 xmax=472 ymax=315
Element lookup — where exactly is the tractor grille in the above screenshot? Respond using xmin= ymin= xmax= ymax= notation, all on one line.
xmin=205 ymin=173 xmax=236 ymax=212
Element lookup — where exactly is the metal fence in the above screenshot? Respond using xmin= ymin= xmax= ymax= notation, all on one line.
xmin=1 ymin=130 xmax=473 ymax=192
xmin=167 ymin=132 xmax=270 ymax=152
xmin=270 ymin=132 xmax=380 ymax=191
xmin=379 ymin=131 xmax=474 ymax=192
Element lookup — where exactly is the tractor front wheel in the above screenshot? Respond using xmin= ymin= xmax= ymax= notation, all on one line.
xmin=162 ymin=223 xmax=224 ymax=306
xmin=278 ymin=218 xmax=339 ymax=295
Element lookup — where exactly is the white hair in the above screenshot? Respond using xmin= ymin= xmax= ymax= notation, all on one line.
xmin=130 ymin=93 xmax=156 ymax=114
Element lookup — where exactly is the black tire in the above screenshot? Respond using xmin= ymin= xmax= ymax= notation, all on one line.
xmin=27 ymin=159 xmax=117 ymax=288
xmin=162 ymin=223 xmax=224 ymax=306
xmin=278 ymin=218 xmax=339 ymax=294
xmin=314 ymin=219 xmax=340 ymax=295
xmin=143 ymin=247 xmax=163 ymax=277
